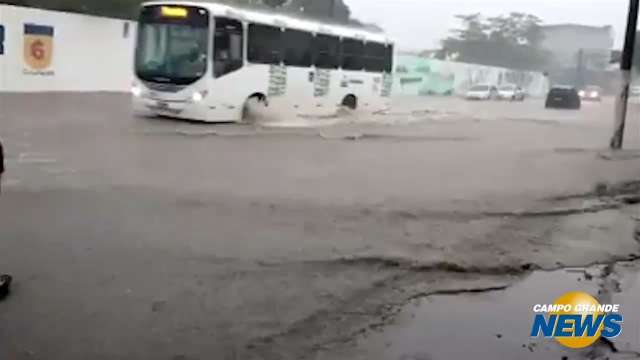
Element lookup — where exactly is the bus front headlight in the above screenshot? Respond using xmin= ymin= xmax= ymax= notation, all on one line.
xmin=192 ymin=90 xmax=208 ymax=102
xmin=131 ymin=83 xmax=143 ymax=97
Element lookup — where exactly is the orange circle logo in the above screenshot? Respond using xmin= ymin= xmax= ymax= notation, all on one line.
xmin=30 ymin=39 xmax=45 ymax=60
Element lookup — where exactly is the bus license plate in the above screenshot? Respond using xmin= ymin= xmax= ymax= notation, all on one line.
xmin=156 ymin=101 xmax=169 ymax=110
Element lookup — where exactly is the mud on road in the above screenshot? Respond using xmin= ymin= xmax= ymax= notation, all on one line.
xmin=316 ymin=259 xmax=640 ymax=360
xmin=0 ymin=93 xmax=639 ymax=360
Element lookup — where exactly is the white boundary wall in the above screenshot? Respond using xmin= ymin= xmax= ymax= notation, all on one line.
xmin=393 ymin=54 xmax=550 ymax=97
xmin=0 ymin=5 xmax=135 ymax=92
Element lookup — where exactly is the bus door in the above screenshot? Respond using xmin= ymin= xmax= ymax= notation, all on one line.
xmin=213 ymin=17 xmax=243 ymax=78
xmin=211 ymin=17 xmax=245 ymax=118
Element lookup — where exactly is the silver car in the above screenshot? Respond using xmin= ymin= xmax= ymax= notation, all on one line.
xmin=497 ymin=84 xmax=525 ymax=101
xmin=465 ymin=84 xmax=498 ymax=100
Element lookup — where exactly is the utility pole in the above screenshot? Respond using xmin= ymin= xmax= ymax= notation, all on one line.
xmin=576 ymin=48 xmax=585 ymax=89
xmin=610 ymin=0 xmax=639 ymax=149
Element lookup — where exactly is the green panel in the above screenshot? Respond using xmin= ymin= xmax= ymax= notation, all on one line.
xmin=395 ymin=55 xmax=455 ymax=96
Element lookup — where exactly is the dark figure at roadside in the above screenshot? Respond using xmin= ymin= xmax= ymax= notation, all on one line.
xmin=0 ymin=139 xmax=13 ymax=299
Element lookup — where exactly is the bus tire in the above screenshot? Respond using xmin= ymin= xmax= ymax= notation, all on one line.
xmin=242 ymin=93 xmax=268 ymax=122
xmin=341 ymin=94 xmax=358 ymax=110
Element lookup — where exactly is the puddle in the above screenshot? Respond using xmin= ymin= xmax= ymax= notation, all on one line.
xmin=344 ymin=263 xmax=640 ymax=360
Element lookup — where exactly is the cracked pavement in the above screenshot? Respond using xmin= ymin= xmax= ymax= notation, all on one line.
xmin=0 ymin=94 xmax=639 ymax=359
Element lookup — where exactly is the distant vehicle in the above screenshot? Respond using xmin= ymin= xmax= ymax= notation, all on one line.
xmin=578 ymin=85 xmax=602 ymax=102
xmin=497 ymin=84 xmax=525 ymax=101
xmin=465 ymin=84 xmax=498 ymax=100
xmin=545 ymin=86 xmax=581 ymax=109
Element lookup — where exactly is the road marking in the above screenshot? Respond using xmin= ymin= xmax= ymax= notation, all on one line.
xmin=16 ymin=152 xmax=58 ymax=164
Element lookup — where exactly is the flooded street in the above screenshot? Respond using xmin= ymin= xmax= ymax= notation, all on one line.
xmin=1 ymin=94 xmax=639 ymax=360
xmin=1 ymin=0 xmax=639 ymax=358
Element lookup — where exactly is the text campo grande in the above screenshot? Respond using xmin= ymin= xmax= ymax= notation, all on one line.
xmin=533 ymin=304 xmax=621 ymax=313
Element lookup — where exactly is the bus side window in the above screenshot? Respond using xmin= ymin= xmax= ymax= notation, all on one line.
xmin=248 ymin=23 xmax=282 ymax=65
xmin=283 ymin=29 xmax=312 ymax=67
xmin=384 ymin=44 xmax=393 ymax=73
xmin=313 ymin=34 xmax=339 ymax=69
xmin=214 ymin=17 xmax=244 ymax=78
xmin=341 ymin=38 xmax=364 ymax=71
xmin=364 ymin=42 xmax=386 ymax=73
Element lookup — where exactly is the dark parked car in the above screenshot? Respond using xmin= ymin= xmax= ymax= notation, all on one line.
xmin=545 ymin=86 xmax=581 ymax=109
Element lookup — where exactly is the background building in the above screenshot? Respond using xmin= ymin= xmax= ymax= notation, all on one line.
xmin=540 ymin=24 xmax=614 ymax=89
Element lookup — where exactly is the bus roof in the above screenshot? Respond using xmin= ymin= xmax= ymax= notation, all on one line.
xmin=141 ymin=1 xmax=393 ymax=44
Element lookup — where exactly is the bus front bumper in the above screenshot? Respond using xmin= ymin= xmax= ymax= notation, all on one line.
xmin=132 ymin=96 xmax=240 ymax=123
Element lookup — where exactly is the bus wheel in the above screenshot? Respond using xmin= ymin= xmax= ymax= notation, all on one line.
xmin=242 ymin=94 xmax=268 ymax=122
xmin=341 ymin=95 xmax=358 ymax=110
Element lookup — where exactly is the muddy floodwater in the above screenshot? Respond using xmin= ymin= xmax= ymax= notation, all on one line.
xmin=329 ymin=262 xmax=640 ymax=360
xmin=1 ymin=94 xmax=640 ymax=360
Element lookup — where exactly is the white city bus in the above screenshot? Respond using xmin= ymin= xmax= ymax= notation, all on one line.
xmin=132 ymin=1 xmax=394 ymax=122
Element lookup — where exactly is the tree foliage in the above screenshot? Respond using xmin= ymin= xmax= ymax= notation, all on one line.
xmin=1 ymin=0 xmax=143 ymax=18
xmin=1 ymin=0 xmax=354 ymax=22
xmin=440 ymin=12 xmax=549 ymax=71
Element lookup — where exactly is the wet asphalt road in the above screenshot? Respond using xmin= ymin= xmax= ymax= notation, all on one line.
xmin=1 ymin=93 xmax=640 ymax=360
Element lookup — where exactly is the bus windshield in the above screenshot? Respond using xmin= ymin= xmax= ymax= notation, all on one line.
xmin=135 ymin=5 xmax=209 ymax=85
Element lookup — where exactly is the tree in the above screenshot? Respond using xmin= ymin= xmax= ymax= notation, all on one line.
xmin=452 ymin=13 xmax=488 ymax=41
xmin=278 ymin=0 xmax=350 ymax=22
xmin=262 ymin=0 xmax=287 ymax=7
xmin=1 ymin=0 xmax=144 ymax=18
xmin=486 ymin=12 xmax=543 ymax=46
xmin=440 ymin=12 xmax=549 ymax=71
xmin=1 ymin=0 xmax=29 ymax=5
xmin=1 ymin=0 xmax=355 ymax=23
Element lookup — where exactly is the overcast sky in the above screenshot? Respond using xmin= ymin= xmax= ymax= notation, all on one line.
xmin=345 ymin=0 xmax=629 ymax=51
